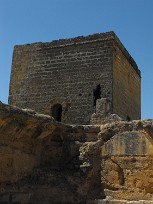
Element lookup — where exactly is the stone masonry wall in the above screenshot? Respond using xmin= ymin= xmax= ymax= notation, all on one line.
xmin=9 ymin=32 xmax=141 ymax=124
xmin=100 ymin=121 xmax=153 ymax=201
xmin=9 ymin=32 xmax=114 ymax=125
xmin=0 ymin=102 xmax=153 ymax=203
xmin=113 ymin=41 xmax=141 ymax=120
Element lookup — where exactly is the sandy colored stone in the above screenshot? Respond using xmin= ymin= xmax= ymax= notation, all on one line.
xmin=0 ymin=102 xmax=153 ymax=203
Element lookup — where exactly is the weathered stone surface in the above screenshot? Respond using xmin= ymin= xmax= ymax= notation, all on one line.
xmin=99 ymin=121 xmax=153 ymax=201
xmin=9 ymin=32 xmax=141 ymax=125
xmin=90 ymin=98 xmax=122 ymax=125
xmin=0 ymin=102 xmax=153 ymax=203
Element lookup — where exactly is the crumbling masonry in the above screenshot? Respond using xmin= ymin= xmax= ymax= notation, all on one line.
xmin=0 ymin=32 xmax=152 ymax=204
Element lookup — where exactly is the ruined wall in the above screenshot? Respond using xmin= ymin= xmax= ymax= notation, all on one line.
xmin=0 ymin=102 xmax=153 ymax=204
xmin=113 ymin=40 xmax=141 ymax=120
xmin=9 ymin=32 xmax=114 ymax=125
xmin=100 ymin=123 xmax=153 ymax=201
xmin=0 ymin=102 xmax=102 ymax=203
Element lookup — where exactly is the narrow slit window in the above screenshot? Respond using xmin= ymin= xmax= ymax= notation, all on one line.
xmin=93 ymin=84 xmax=101 ymax=106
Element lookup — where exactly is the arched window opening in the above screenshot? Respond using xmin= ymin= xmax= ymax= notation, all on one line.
xmin=51 ymin=104 xmax=62 ymax=122
xmin=93 ymin=84 xmax=101 ymax=106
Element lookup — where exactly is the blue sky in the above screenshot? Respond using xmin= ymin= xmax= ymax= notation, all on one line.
xmin=0 ymin=0 xmax=153 ymax=119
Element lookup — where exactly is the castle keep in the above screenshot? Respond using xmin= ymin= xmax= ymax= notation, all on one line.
xmin=1 ymin=32 xmax=153 ymax=204
xmin=9 ymin=31 xmax=141 ymax=124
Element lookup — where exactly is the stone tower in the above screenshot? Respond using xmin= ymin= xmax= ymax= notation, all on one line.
xmin=9 ymin=31 xmax=141 ymax=124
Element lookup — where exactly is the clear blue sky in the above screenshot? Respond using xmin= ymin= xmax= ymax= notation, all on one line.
xmin=0 ymin=0 xmax=153 ymax=119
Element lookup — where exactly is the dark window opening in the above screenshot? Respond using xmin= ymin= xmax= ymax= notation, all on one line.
xmin=126 ymin=115 xmax=131 ymax=121
xmin=93 ymin=84 xmax=101 ymax=106
xmin=51 ymin=104 xmax=62 ymax=122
